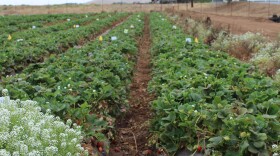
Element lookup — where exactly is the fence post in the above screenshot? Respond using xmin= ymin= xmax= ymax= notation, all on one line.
xmin=248 ymin=1 xmax=250 ymax=17
xmin=267 ymin=0 xmax=270 ymax=17
xmin=230 ymin=1 xmax=232 ymax=16
xmin=200 ymin=1 xmax=202 ymax=13
xmin=215 ymin=0 xmax=217 ymax=14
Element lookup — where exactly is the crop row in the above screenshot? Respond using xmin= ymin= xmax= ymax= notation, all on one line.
xmin=148 ymin=12 xmax=280 ymax=155
xmin=0 ymin=13 xmax=128 ymax=77
xmin=0 ymin=13 xmax=103 ymax=44
xmin=0 ymin=13 xmax=144 ymax=138
xmin=0 ymin=13 xmax=87 ymax=35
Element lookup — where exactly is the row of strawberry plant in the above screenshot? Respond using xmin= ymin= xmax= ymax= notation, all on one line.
xmin=0 ymin=13 xmax=128 ymax=77
xmin=0 ymin=13 xmax=86 ymax=35
xmin=148 ymin=12 xmax=280 ymax=155
xmin=0 ymin=13 xmax=102 ymax=44
xmin=0 ymin=13 xmax=144 ymax=139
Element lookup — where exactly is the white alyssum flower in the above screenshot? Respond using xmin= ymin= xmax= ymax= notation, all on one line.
xmin=0 ymin=89 xmax=85 ymax=155
xmin=273 ymin=153 xmax=279 ymax=156
xmin=272 ymin=144 xmax=278 ymax=149
xmin=27 ymin=150 xmax=41 ymax=156
xmin=45 ymin=146 xmax=58 ymax=155
xmin=61 ymin=142 xmax=67 ymax=148
xmin=66 ymin=152 xmax=72 ymax=156
xmin=0 ymin=149 xmax=11 ymax=156
xmin=12 ymin=151 xmax=20 ymax=156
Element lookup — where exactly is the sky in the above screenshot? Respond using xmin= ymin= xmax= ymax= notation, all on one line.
xmin=0 ymin=0 xmax=88 ymax=5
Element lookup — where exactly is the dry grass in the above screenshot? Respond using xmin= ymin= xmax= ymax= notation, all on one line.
xmin=1 ymin=2 xmax=280 ymax=18
xmin=0 ymin=4 xmax=175 ymax=15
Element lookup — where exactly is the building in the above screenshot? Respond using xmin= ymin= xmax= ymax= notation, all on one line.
xmin=152 ymin=0 xmax=188 ymax=3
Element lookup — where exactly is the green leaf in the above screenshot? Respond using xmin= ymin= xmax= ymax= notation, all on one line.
xmin=248 ymin=145 xmax=259 ymax=154
xmin=262 ymin=114 xmax=277 ymax=119
xmin=238 ymin=107 xmax=247 ymax=115
xmin=257 ymin=133 xmax=267 ymax=141
xmin=213 ymin=96 xmax=221 ymax=105
xmin=209 ymin=136 xmax=223 ymax=146
xmin=240 ymin=140 xmax=249 ymax=153
xmin=253 ymin=141 xmax=265 ymax=148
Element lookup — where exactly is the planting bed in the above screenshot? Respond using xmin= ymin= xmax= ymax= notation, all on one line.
xmin=0 ymin=12 xmax=279 ymax=156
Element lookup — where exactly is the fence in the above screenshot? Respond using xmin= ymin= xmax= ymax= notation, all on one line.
xmin=0 ymin=2 xmax=279 ymax=18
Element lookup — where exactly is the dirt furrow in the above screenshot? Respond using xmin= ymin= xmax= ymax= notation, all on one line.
xmin=110 ymin=14 xmax=154 ymax=156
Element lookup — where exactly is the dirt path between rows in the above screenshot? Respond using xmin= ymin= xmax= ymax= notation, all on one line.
xmin=109 ymin=15 xmax=154 ymax=156
xmin=175 ymin=10 xmax=280 ymax=40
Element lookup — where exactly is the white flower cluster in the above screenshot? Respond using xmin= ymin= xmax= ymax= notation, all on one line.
xmin=0 ymin=89 xmax=88 ymax=156
xmin=272 ymin=144 xmax=280 ymax=156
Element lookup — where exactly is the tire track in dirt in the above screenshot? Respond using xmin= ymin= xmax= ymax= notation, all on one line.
xmin=110 ymin=14 xmax=154 ymax=156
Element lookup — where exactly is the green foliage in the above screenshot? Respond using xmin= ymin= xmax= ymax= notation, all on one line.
xmin=149 ymin=12 xmax=280 ymax=155
xmin=0 ymin=13 xmax=87 ymax=36
xmin=0 ymin=13 xmax=145 ymax=139
xmin=0 ymin=13 xmax=128 ymax=76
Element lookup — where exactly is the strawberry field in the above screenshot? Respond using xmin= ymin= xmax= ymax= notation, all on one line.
xmin=0 ymin=12 xmax=279 ymax=156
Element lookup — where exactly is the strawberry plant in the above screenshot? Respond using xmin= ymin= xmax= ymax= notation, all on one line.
xmin=0 ymin=13 xmax=87 ymax=35
xmin=0 ymin=13 xmax=145 ymax=141
xmin=0 ymin=13 xmax=128 ymax=77
xmin=149 ymin=12 xmax=280 ymax=156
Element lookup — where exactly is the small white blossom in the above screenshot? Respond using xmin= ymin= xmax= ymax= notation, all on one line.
xmin=272 ymin=144 xmax=278 ymax=149
xmin=45 ymin=146 xmax=58 ymax=155
xmin=0 ymin=149 xmax=11 ymax=156
xmin=66 ymin=152 xmax=72 ymax=156
xmin=61 ymin=142 xmax=67 ymax=148
xmin=2 ymin=89 xmax=9 ymax=96
xmin=0 ymin=90 xmax=84 ymax=155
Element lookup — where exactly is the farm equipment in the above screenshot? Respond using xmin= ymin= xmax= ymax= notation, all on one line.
xmin=269 ymin=14 xmax=280 ymax=23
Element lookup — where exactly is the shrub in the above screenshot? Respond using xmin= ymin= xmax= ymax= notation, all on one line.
xmin=0 ymin=89 xmax=88 ymax=156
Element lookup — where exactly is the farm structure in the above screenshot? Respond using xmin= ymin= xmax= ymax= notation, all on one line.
xmin=152 ymin=0 xmax=189 ymax=3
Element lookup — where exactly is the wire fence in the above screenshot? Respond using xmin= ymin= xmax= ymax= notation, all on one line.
xmin=0 ymin=2 xmax=280 ymax=18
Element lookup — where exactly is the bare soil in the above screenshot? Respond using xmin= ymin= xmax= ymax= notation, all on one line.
xmin=109 ymin=15 xmax=154 ymax=156
xmin=2 ymin=3 xmax=279 ymax=39
xmin=174 ymin=10 xmax=280 ymax=40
